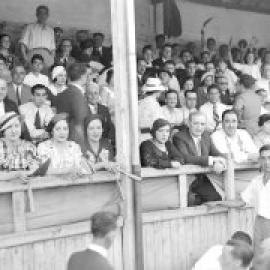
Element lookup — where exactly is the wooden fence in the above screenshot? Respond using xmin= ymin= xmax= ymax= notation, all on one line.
xmin=0 ymin=161 xmax=259 ymax=270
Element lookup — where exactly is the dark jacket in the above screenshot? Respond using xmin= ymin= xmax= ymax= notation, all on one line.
xmin=173 ymin=126 xmax=222 ymax=166
xmin=68 ymin=249 xmax=113 ymax=270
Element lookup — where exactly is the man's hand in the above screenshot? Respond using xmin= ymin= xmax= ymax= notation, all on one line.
xmin=212 ymin=161 xmax=225 ymax=174
xmin=171 ymin=161 xmax=181 ymax=169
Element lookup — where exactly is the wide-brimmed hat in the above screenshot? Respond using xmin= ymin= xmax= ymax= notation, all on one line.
xmin=0 ymin=112 xmax=21 ymax=133
xmin=141 ymin=78 xmax=166 ymax=93
xmin=258 ymin=114 xmax=270 ymax=127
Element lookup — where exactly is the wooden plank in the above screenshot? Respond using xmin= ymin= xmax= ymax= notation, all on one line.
xmin=141 ymin=177 xmax=179 ymax=211
xmin=12 ymin=191 xmax=26 ymax=232
xmin=33 ymin=242 xmax=45 ymax=270
xmin=23 ymin=244 xmax=34 ymax=270
xmin=0 ymin=172 xmax=118 ymax=194
xmin=26 ymin=182 xmax=118 ymax=230
xmin=224 ymin=156 xmax=235 ymax=200
xmin=54 ymin=238 xmax=66 ymax=270
xmin=0 ymin=193 xmax=13 ymax=235
xmin=11 ymin=246 xmax=23 ymax=270
xmin=178 ymin=174 xmax=188 ymax=208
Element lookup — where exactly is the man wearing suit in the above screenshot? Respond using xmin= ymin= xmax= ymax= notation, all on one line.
xmin=85 ymin=83 xmax=115 ymax=142
xmin=68 ymin=211 xmax=118 ymax=270
xmin=92 ymin=33 xmax=112 ymax=68
xmin=0 ymin=78 xmax=19 ymax=117
xmin=7 ymin=65 xmax=32 ymax=106
xmin=55 ymin=63 xmax=88 ymax=147
xmin=152 ymin=44 xmax=172 ymax=69
xmin=173 ymin=111 xmax=226 ymax=205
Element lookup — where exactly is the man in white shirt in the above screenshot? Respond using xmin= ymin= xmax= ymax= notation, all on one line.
xmin=23 ymin=54 xmax=49 ymax=87
xmin=178 ymin=90 xmax=198 ymax=126
xmin=211 ymin=109 xmax=258 ymax=164
xmin=256 ymin=64 xmax=270 ymax=108
xmin=19 ymin=5 xmax=55 ymax=66
xmin=206 ymin=144 xmax=270 ymax=255
xmin=200 ymin=84 xmax=229 ymax=133
xmin=192 ymin=231 xmax=252 ymax=270
xmin=19 ymin=84 xmax=54 ymax=142
xmin=161 ymin=90 xmax=183 ymax=134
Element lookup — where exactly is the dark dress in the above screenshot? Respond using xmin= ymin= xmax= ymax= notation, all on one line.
xmin=140 ymin=139 xmax=183 ymax=169
xmin=83 ymin=138 xmax=114 ymax=164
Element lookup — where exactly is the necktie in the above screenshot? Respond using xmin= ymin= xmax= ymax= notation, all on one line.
xmin=16 ymin=86 xmax=21 ymax=106
xmin=34 ymin=110 xmax=42 ymax=129
xmin=213 ymin=103 xmax=220 ymax=130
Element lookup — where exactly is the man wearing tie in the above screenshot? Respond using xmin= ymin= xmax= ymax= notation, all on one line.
xmin=173 ymin=112 xmax=226 ymax=205
xmin=200 ymin=84 xmax=229 ymax=133
xmin=19 ymin=84 xmax=54 ymax=142
xmin=7 ymin=65 xmax=32 ymax=106
xmin=92 ymin=32 xmax=112 ymax=68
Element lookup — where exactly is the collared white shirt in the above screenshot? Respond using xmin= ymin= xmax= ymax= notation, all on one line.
xmin=89 ymin=104 xmax=98 ymax=114
xmin=20 ymin=23 xmax=56 ymax=51
xmin=257 ymin=78 xmax=270 ymax=102
xmin=233 ymin=62 xmax=261 ymax=80
xmin=23 ymin=72 xmax=49 ymax=88
xmin=88 ymin=243 xmax=108 ymax=259
xmin=211 ymin=129 xmax=258 ymax=163
xmin=19 ymin=102 xmax=54 ymax=138
xmin=70 ymin=82 xmax=85 ymax=95
xmin=200 ymin=102 xmax=230 ymax=132
xmin=161 ymin=106 xmax=184 ymax=126
xmin=192 ymin=245 xmax=223 ymax=270
xmin=0 ymin=101 xmax=5 ymax=117
xmin=168 ymin=76 xmax=180 ymax=92
xmin=241 ymin=174 xmax=270 ymax=219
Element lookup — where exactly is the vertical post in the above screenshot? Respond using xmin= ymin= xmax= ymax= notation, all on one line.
xmin=111 ymin=1 xmax=137 ymax=270
xmin=126 ymin=0 xmax=144 ymax=269
xmin=224 ymin=155 xmax=235 ymax=200
xmin=178 ymin=174 xmax=188 ymax=208
xmin=12 ymin=191 xmax=26 ymax=232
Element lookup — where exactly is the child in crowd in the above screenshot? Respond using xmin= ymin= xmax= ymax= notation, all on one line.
xmin=23 ymin=54 xmax=49 ymax=87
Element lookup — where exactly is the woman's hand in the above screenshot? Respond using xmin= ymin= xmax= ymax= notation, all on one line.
xmin=103 ymin=162 xmax=120 ymax=173
xmin=171 ymin=161 xmax=181 ymax=169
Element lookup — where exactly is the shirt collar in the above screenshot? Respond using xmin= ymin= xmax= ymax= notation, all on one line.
xmin=70 ymin=83 xmax=85 ymax=95
xmin=88 ymin=243 xmax=108 ymax=258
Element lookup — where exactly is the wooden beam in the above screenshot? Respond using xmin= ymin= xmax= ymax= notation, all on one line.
xmin=111 ymin=0 xmax=137 ymax=270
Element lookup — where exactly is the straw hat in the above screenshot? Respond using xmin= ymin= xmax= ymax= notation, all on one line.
xmin=0 ymin=112 xmax=20 ymax=133
xmin=141 ymin=78 xmax=166 ymax=93
xmin=51 ymin=65 xmax=66 ymax=80
xmin=201 ymin=71 xmax=215 ymax=82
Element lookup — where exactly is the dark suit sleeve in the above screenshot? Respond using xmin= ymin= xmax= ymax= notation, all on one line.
xmin=70 ymin=91 xmax=88 ymax=125
xmin=173 ymin=134 xmax=209 ymax=166
xmin=67 ymin=254 xmax=76 ymax=270
xmin=167 ymin=141 xmax=184 ymax=164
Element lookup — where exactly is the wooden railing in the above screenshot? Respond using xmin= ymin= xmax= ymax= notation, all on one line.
xmin=0 ymin=161 xmax=259 ymax=249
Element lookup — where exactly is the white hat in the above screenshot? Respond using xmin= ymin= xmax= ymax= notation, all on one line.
xmin=0 ymin=112 xmax=20 ymax=133
xmin=88 ymin=61 xmax=104 ymax=72
xmin=141 ymin=78 xmax=166 ymax=93
xmin=201 ymin=71 xmax=215 ymax=82
xmin=51 ymin=65 xmax=66 ymax=80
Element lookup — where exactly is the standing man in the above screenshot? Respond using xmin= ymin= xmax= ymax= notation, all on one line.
xmin=7 ymin=64 xmax=32 ymax=106
xmin=19 ymin=5 xmax=55 ymax=67
xmin=92 ymin=32 xmax=112 ymax=68
xmin=55 ymin=63 xmax=89 ymax=147
xmin=67 ymin=211 xmax=118 ymax=270
xmin=200 ymin=84 xmax=229 ymax=133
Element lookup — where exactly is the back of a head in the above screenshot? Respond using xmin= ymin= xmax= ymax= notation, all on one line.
xmin=67 ymin=63 xmax=87 ymax=82
xmin=226 ymin=239 xmax=253 ymax=268
xmin=231 ymin=231 xmax=252 ymax=246
xmin=91 ymin=211 xmax=118 ymax=239
xmin=239 ymin=74 xmax=256 ymax=89
xmin=253 ymin=250 xmax=270 ymax=270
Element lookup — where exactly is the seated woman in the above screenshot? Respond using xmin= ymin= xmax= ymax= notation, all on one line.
xmin=48 ymin=65 xmax=67 ymax=107
xmin=0 ymin=112 xmax=39 ymax=178
xmin=37 ymin=113 xmax=89 ymax=175
xmin=254 ymin=114 xmax=270 ymax=148
xmin=140 ymin=118 xmax=183 ymax=169
xmin=83 ymin=115 xmax=117 ymax=172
